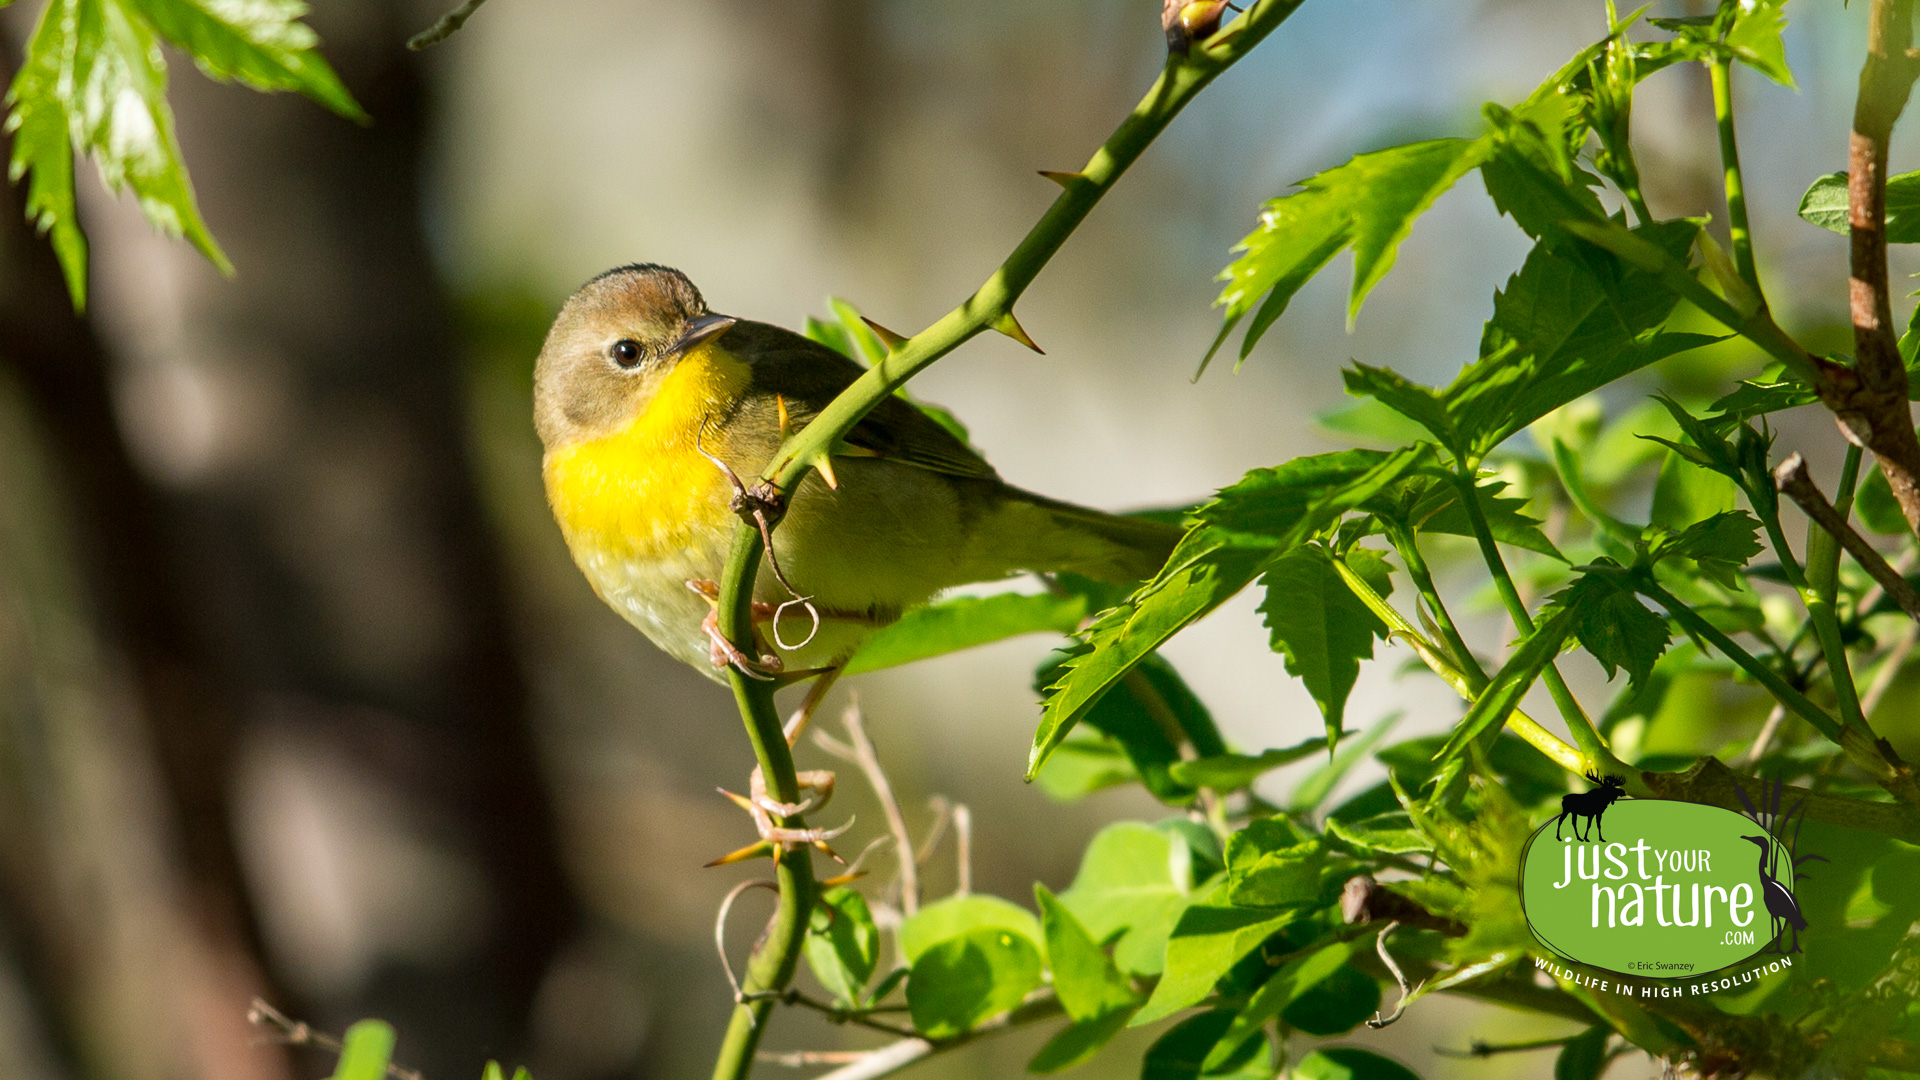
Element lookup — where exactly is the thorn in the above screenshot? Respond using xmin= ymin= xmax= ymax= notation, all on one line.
xmin=992 ymin=311 xmax=1044 ymax=354
xmin=811 ymin=451 xmax=839 ymax=490
xmin=817 ymin=868 xmax=870 ymax=888
xmin=705 ymin=840 xmax=776 ymax=867
xmin=1038 ymin=170 xmax=1088 ymax=189
xmin=717 ymin=787 xmax=755 ymax=812
xmin=776 ymin=394 xmax=791 ymax=440
xmin=860 ymin=317 xmax=908 ymax=351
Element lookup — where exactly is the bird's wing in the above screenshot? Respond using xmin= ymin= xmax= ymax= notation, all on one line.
xmin=729 ymin=320 xmax=999 ymax=481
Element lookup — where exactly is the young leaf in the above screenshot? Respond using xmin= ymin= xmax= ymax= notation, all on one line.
xmin=1800 ymin=170 xmax=1920 ymax=241
xmin=1722 ymin=0 xmax=1794 ymax=87
xmin=1055 ymin=822 xmax=1195 ymax=977
xmin=896 ymin=894 xmax=1042 ymax=965
xmin=1130 ymin=887 xmax=1298 ymax=1025
xmin=1647 ymin=511 xmax=1764 ymax=589
xmin=1034 ymin=885 xmax=1138 ymax=1022
xmin=1292 ymin=1047 xmax=1423 ymax=1080
xmin=804 ymin=887 xmax=879 ymax=1008
xmin=843 ymin=591 xmax=1086 ymax=674
xmin=904 ymin=927 xmax=1042 ymax=1039
xmin=330 ymin=1020 xmax=396 ymax=1080
xmin=1210 ymin=136 xmax=1495 ymax=367
xmin=121 ymin=0 xmax=364 ymax=118
xmin=1258 ymin=546 xmax=1392 ymax=755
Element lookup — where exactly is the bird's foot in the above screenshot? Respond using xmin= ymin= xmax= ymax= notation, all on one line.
xmin=707 ymin=765 xmax=851 ymax=866
xmin=700 ymin=603 xmax=783 ymax=680
xmin=729 ymin=479 xmax=787 ymax=529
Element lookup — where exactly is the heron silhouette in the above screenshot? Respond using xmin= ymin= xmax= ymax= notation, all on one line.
xmin=1741 ymin=834 xmax=1807 ymax=954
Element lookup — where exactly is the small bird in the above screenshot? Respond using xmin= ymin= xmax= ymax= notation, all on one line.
xmin=1740 ymin=834 xmax=1808 ymax=954
xmin=533 ymin=265 xmax=1181 ymax=849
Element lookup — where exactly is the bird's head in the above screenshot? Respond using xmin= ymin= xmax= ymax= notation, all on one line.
xmin=533 ymin=264 xmax=738 ymax=450
xmin=1740 ymin=834 xmax=1771 ymax=849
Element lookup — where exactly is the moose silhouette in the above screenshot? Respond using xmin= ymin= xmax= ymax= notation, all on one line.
xmin=1553 ymin=772 xmax=1626 ymax=842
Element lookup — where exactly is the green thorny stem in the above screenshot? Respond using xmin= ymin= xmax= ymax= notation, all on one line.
xmin=1449 ymin=469 xmax=1620 ymax=776
xmin=705 ymin=6 xmax=1309 ymax=1079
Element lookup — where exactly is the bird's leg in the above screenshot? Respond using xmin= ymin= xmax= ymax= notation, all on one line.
xmin=688 ymin=579 xmax=784 ymax=679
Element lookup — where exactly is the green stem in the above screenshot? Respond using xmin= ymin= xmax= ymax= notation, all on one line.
xmin=1752 ymin=461 xmax=1868 ymax=735
xmin=1332 ymin=556 xmax=1585 ymax=777
xmin=1803 ymin=445 xmax=1869 ymax=731
xmin=1451 ymin=471 xmax=1614 ymax=770
xmin=1709 ymin=55 xmax=1762 ymax=295
xmin=1383 ymin=519 xmax=1484 ymax=688
xmin=706 ymin=6 xmax=1310 ymax=1078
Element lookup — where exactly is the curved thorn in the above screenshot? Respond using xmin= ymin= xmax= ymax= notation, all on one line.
xmin=992 ymin=311 xmax=1044 ymax=354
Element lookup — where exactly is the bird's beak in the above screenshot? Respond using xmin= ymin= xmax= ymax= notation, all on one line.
xmin=669 ymin=313 xmax=737 ymax=357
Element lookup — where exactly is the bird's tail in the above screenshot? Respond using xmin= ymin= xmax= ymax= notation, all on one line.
xmin=985 ymin=488 xmax=1185 ymax=585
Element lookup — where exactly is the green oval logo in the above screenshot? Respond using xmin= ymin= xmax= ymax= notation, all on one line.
xmin=1518 ymin=799 xmax=1792 ymax=978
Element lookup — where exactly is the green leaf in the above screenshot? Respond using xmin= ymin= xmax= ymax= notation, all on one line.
xmin=1288 ymin=710 xmax=1401 ymax=813
xmin=1142 ymin=1010 xmax=1266 ymax=1080
xmin=1035 ymin=885 xmax=1138 ymax=1022
xmin=1724 ymin=0 xmax=1794 ymax=87
xmin=1373 ymin=732 xmax=1567 ymax=806
xmin=1207 ymin=939 xmax=1357 ymax=1062
xmin=805 ymin=887 xmax=879 ymax=1007
xmin=1555 ymin=1026 xmax=1612 ymax=1080
xmin=1325 ymin=811 xmax=1432 ymax=854
xmin=1446 ymin=219 xmax=1716 ymax=457
xmin=845 ymin=592 xmax=1085 ymax=674
xmin=1564 ymin=572 xmax=1670 ymax=688
xmin=1706 ymin=379 xmax=1819 ymax=425
xmin=1131 ymin=887 xmax=1298 ymax=1025
xmin=1279 ymin=963 xmax=1381 ymax=1036
xmin=1223 ymin=819 xmax=1331 ymax=908
xmin=905 ymin=927 xmax=1043 ymax=1039
xmin=1293 ymin=1047 xmax=1422 ymax=1080
xmin=1648 ymin=511 xmax=1764 ymax=589
xmin=897 ymin=894 xmax=1042 ymax=966
xmin=1030 ymin=448 xmax=1427 ymax=779
xmin=1027 ymin=1009 xmax=1133 ymax=1074
xmin=1259 ymin=546 xmax=1391 ymax=754
xmin=1409 ymin=477 xmax=1566 ymax=560
xmin=1433 ymin=598 xmax=1582 ymax=766
xmin=1210 ymin=136 xmax=1495 ymax=367
xmin=1056 ymin=823 xmax=1195 ymax=977
xmin=8 ymin=0 xmax=233 ymax=308
xmin=1166 ymin=734 xmax=1336 ymax=791
xmin=1800 ymin=170 xmax=1920 ymax=241
xmin=123 ymin=0 xmax=363 ymax=118
xmin=330 ymin=1020 xmax=396 ymax=1080
xmin=481 ymin=1063 xmax=504 ymax=1080
xmin=1035 ymin=652 xmax=1225 ymax=805
xmin=1650 ymin=448 xmax=1738 ymax=528
xmin=1342 ymin=364 xmax=1460 ymax=452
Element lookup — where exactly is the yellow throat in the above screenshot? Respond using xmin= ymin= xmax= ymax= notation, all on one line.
xmin=542 ymin=345 xmax=753 ymax=562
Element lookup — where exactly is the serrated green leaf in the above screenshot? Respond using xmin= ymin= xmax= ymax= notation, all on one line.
xmin=1258 ymin=546 xmax=1391 ymax=754
xmin=1027 ymin=1008 xmax=1134 ymax=1074
xmin=1210 ymin=136 xmax=1495 ymax=368
xmin=1035 ymin=885 xmax=1138 ymax=1022
xmin=1724 ymin=0 xmax=1794 ymax=87
xmin=1293 ymin=1047 xmax=1423 ymax=1080
xmin=1342 ymin=363 xmax=1459 ymax=451
xmin=6 ymin=0 xmax=88 ymax=307
xmin=1056 ymin=823 xmax=1194 ymax=977
xmin=1563 ymin=573 xmax=1670 ymax=688
xmin=805 ymin=887 xmax=879 ymax=1007
xmin=1131 ymin=886 xmax=1298 ymax=1026
xmin=1325 ymin=811 xmax=1432 ymax=854
xmin=1165 ymin=733 xmax=1336 ymax=791
xmin=1030 ymin=448 xmax=1427 ymax=779
xmin=1650 ymin=447 xmax=1738 ymax=528
xmin=330 ymin=1020 xmax=396 ymax=1080
xmin=844 ymin=591 xmax=1085 ymax=675
xmin=897 ymin=894 xmax=1042 ymax=966
xmin=905 ymin=926 xmax=1042 ymax=1039
xmin=1706 ymin=379 xmax=1819 ymax=425
xmin=124 ymin=0 xmax=363 ymax=118
xmin=1410 ymin=476 xmax=1566 ymax=560
xmin=1800 ymin=170 xmax=1920 ymax=241
xmin=1649 ymin=511 xmax=1764 ymax=589
xmin=1035 ymin=651 xmax=1224 ymax=805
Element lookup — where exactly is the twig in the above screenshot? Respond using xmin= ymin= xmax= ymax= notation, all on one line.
xmin=247 ymin=1000 xmax=423 ymax=1080
xmin=1776 ymin=454 xmax=1920 ymax=624
xmin=818 ymin=702 xmax=921 ymax=915
xmin=1839 ymin=0 xmax=1920 ymax=534
xmin=952 ymin=804 xmax=972 ymax=896
xmin=1365 ymin=921 xmax=1423 ymax=1029
xmin=406 ymin=0 xmax=489 ymax=51
xmin=916 ymin=798 xmax=951 ymax=866
xmin=1433 ymin=1035 xmax=1578 ymax=1059
xmin=738 ymin=990 xmax=919 ymax=1039
xmin=812 ymin=993 xmax=1064 ymax=1080
xmin=1744 ymin=703 xmax=1789 ymax=766
xmin=756 ymin=1050 xmax=870 ymax=1067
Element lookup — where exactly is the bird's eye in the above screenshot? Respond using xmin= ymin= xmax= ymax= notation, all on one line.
xmin=611 ymin=339 xmax=643 ymax=368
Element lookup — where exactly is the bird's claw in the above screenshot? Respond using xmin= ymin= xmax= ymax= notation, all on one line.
xmin=708 ymin=765 xmax=847 ymax=864
xmin=700 ymin=605 xmax=782 ymax=679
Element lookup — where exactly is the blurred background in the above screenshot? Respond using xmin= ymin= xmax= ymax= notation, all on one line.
xmin=0 ymin=1 xmax=1907 ymax=1079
